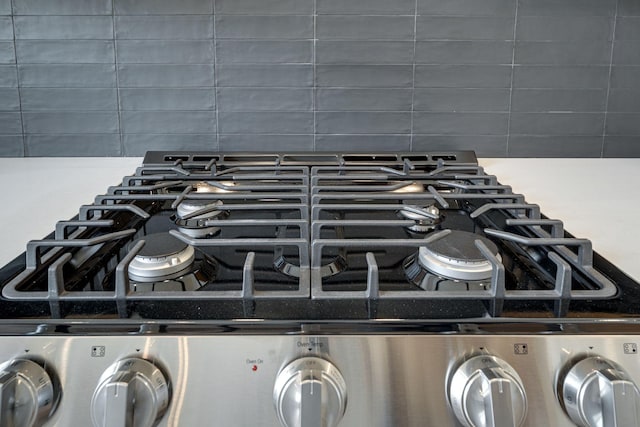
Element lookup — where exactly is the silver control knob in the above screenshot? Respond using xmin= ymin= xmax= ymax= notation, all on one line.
xmin=273 ymin=357 xmax=347 ymax=427
xmin=560 ymin=356 xmax=640 ymax=427
xmin=91 ymin=358 xmax=170 ymax=427
xmin=449 ymin=355 xmax=527 ymax=427
xmin=0 ymin=359 xmax=56 ymax=427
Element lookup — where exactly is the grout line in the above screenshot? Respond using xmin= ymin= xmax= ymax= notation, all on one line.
xmin=112 ymin=5 xmax=124 ymax=156
xmin=312 ymin=0 xmax=317 ymax=150
xmin=505 ymin=0 xmax=519 ymax=157
xmin=409 ymin=0 xmax=418 ymax=151
xmin=601 ymin=0 xmax=619 ymax=158
xmin=10 ymin=0 xmax=27 ymax=156
xmin=212 ymin=0 xmax=220 ymax=150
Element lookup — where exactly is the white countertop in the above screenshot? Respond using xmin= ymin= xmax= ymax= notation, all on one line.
xmin=1 ymin=157 xmax=638 ymax=282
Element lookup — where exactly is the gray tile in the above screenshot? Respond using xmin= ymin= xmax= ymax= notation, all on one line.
xmin=316 ymin=112 xmax=411 ymax=134
xmin=218 ymin=112 xmax=313 ymax=133
xmin=613 ymin=41 xmax=640 ymax=65
xmin=516 ymin=16 xmax=613 ymax=41
xmin=16 ymin=41 xmax=114 ymax=63
xmin=124 ymin=134 xmax=217 ymax=156
xmin=23 ymin=112 xmax=118 ymax=133
xmin=415 ymin=41 xmax=513 ymax=64
xmin=219 ymin=134 xmax=313 ymax=151
xmin=318 ymin=0 xmax=414 ymax=15
xmin=315 ymin=135 xmax=411 ymax=151
xmin=511 ymin=89 xmax=606 ymax=112
xmin=0 ymin=0 xmax=10 ymax=15
xmin=118 ymin=64 xmax=214 ymax=87
xmin=19 ymin=64 xmax=116 ymax=87
xmin=215 ymin=0 xmax=312 ymax=15
xmin=518 ymin=0 xmax=616 ymax=16
xmin=514 ymin=41 xmax=611 ymax=65
xmin=13 ymin=0 xmax=112 ymax=15
xmin=120 ymin=88 xmax=214 ymax=110
xmin=0 ymin=136 xmax=24 ymax=157
xmin=0 ymin=113 xmax=21 ymax=133
xmin=316 ymin=89 xmax=412 ymax=111
xmin=115 ymin=16 xmax=213 ymax=40
xmin=416 ymin=41 xmax=513 ymax=64
xmin=26 ymin=134 xmax=121 ymax=156
xmin=0 ymin=42 xmax=15 ymax=64
xmin=619 ymin=0 xmax=640 ymax=16
xmin=616 ymin=17 xmax=640 ymax=40
xmin=414 ymin=88 xmax=510 ymax=111
xmin=509 ymin=113 xmax=604 ymax=135
xmin=417 ymin=17 xmax=514 ymax=41
xmin=512 ymin=66 xmax=609 ymax=88
xmin=114 ymin=0 xmax=212 ymax=14
xmin=21 ymin=88 xmax=117 ymax=110
xmin=418 ymin=0 xmax=515 ymax=16
xmin=217 ymin=40 xmax=311 ymax=64
xmin=216 ymin=16 xmax=312 ymax=39
xmin=317 ymin=41 xmax=414 ymax=65
xmin=412 ymin=135 xmax=507 ymax=157
xmin=413 ymin=112 xmax=508 ymax=135
xmin=606 ymin=113 xmax=640 ymax=135
xmin=0 ymin=66 xmax=17 ymax=87
xmin=317 ymin=16 xmax=414 ymax=41
xmin=217 ymin=88 xmax=311 ymax=111
xmin=117 ymin=40 xmax=213 ymax=64
xmin=0 ymin=88 xmax=20 ymax=111
xmin=508 ymin=136 xmax=602 ymax=157
xmin=610 ymin=66 xmax=640 ymax=88
xmin=607 ymin=89 xmax=640 ymax=112
xmin=0 ymin=17 xmax=12 ymax=39
xmin=122 ymin=111 xmax=215 ymax=134
xmin=603 ymin=136 xmax=640 ymax=157
xmin=217 ymin=65 xmax=312 ymax=87
xmin=316 ymin=65 xmax=413 ymax=88
xmin=15 ymin=16 xmax=113 ymax=39
xmin=415 ymin=65 xmax=511 ymax=88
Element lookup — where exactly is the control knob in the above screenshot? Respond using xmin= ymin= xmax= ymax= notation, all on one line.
xmin=0 ymin=359 xmax=57 ymax=427
xmin=448 ymin=355 xmax=527 ymax=427
xmin=559 ymin=356 xmax=640 ymax=427
xmin=273 ymin=357 xmax=347 ymax=427
xmin=91 ymin=358 xmax=170 ymax=427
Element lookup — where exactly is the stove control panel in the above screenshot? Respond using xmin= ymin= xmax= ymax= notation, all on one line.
xmin=449 ymin=355 xmax=527 ymax=427
xmin=2 ymin=333 xmax=640 ymax=426
xmin=559 ymin=356 xmax=640 ymax=427
xmin=91 ymin=358 xmax=170 ymax=427
xmin=273 ymin=357 xmax=347 ymax=427
xmin=0 ymin=359 xmax=57 ymax=427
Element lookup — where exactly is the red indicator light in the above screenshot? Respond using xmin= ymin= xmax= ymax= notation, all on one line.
xmin=252 ymin=365 xmax=258 ymax=371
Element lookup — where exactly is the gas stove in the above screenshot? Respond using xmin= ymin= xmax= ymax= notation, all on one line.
xmin=0 ymin=152 xmax=638 ymax=427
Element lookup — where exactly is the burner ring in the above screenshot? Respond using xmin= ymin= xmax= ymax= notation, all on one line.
xmin=128 ymin=233 xmax=196 ymax=281
xmin=417 ymin=230 xmax=501 ymax=281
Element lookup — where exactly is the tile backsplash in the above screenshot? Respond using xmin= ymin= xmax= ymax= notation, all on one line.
xmin=0 ymin=0 xmax=639 ymax=157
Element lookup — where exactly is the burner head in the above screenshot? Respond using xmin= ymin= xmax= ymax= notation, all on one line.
xmin=175 ymin=199 xmax=224 ymax=238
xmin=398 ymin=204 xmax=441 ymax=233
xmin=195 ymin=181 xmax=236 ymax=193
xmin=128 ymin=233 xmax=196 ymax=282
xmin=417 ymin=230 xmax=500 ymax=281
xmin=393 ymin=181 xmax=425 ymax=193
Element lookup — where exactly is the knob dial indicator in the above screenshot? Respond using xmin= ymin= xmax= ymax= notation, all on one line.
xmin=274 ymin=357 xmax=347 ymax=427
xmin=91 ymin=358 xmax=170 ymax=427
xmin=560 ymin=356 xmax=640 ymax=427
xmin=0 ymin=359 xmax=57 ymax=427
xmin=449 ymin=355 xmax=527 ymax=427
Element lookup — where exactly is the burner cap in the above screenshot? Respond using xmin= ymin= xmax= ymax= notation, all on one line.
xmin=418 ymin=230 xmax=500 ymax=281
xmin=128 ymin=233 xmax=195 ymax=281
xmin=176 ymin=199 xmax=222 ymax=220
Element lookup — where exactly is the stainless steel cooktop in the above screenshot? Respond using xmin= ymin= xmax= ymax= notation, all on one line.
xmin=0 ymin=151 xmax=639 ymax=427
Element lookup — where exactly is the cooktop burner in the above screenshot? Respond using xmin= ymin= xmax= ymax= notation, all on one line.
xmin=0 ymin=151 xmax=637 ymax=321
